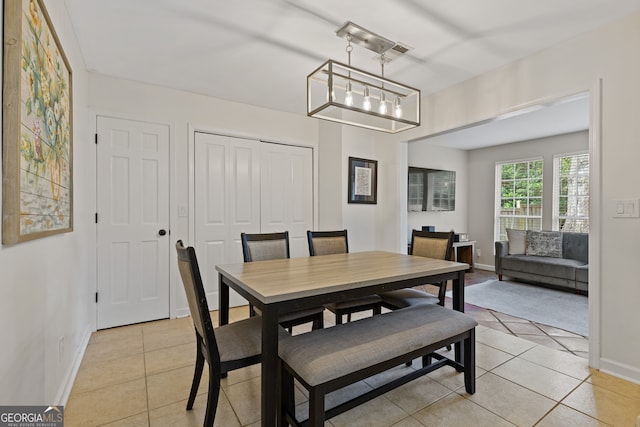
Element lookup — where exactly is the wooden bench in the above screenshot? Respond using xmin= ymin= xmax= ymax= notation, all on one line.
xmin=278 ymin=303 xmax=477 ymax=426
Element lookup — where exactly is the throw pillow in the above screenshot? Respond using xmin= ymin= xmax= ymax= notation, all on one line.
xmin=525 ymin=230 xmax=563 ymax=257
xmin=506 ymin=228 xmax=526 ymax=255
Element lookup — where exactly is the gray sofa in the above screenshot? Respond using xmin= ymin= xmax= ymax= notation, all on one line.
xmin=495 ymin=231 xmax=588 ymax=292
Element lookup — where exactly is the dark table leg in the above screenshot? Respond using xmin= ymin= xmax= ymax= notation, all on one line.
xmin=261 ymin=305 xmax=279 ymax=426
xmin=452 ymin=270 xmax=466 ymax=363
xmin=218 ymin=273 xmax=229 ymax=326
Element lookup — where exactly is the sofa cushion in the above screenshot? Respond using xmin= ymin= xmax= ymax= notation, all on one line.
xmin=506 ymin=229 xmax=526 ymax=255
xmin=502 ymin=254 xmax=583 ymax=281
xmin=562 ymin=232 xmax=589 ymax=263
xmin=526 ymin=230 xmax=563 ymax=257
xmin=575 ymin=264 xmax=589 ymax=283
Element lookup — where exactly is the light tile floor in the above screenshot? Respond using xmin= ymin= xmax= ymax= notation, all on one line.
xmin=65 ymin=273 xmax=640 ymax=426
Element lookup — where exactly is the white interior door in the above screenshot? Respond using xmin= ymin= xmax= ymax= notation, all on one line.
xmin=194 ymin=132 xmax=261 ymax=309
xmin=96 ymin=117 xmax=170 ymax=329
xmin=260 ymin=143 xmax=313 ymax=257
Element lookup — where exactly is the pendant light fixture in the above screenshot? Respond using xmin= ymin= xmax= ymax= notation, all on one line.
xmin=307 ymin=21 xmax=420 ymax=133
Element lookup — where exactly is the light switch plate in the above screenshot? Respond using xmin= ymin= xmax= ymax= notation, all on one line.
xmin=613 ymin=198 xmax=640 ymax=218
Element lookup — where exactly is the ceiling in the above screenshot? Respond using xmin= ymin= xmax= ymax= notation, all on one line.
xmin=64 ymin=0 xmax=639 ymax=145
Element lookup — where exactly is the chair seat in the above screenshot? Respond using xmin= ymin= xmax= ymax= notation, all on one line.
xmin=378 ymin=288 xmax=439 ymax=309
xmin=216 ymin=316 xmax=263 ymax=362
xmin=325 ymin=294 xmax=382 ymax=311
xmin=254 ymin=306 xmax=325 ymax=325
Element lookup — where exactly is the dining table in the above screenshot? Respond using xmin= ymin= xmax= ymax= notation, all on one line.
xmin=216 ymin=250 xmax=469 ymax=426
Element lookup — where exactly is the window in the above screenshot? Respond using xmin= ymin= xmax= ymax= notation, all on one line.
xmin=495 ymin=159 xmax=543 ymax=241
xmin=553 ymin=152 xmax=589 ymax=232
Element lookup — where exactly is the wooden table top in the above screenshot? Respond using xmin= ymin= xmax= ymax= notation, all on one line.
xmin=216 ymin=250 xmax=468 ymax=304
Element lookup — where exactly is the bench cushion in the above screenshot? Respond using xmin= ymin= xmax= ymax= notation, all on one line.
xmin=279 ymin=304 xmax=477 ymax=387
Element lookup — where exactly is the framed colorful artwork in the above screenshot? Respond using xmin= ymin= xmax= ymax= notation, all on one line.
xmin=3 ymin=0 xmax=73 ymax=244
xmin=348 ymin=157 xmax=377 ymax=204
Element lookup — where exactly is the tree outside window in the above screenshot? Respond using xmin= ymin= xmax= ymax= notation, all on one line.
xmin=495 ymin=159 xmax=543 ymax=241
xmin=554 ymin=153 xmax=589 ymax=232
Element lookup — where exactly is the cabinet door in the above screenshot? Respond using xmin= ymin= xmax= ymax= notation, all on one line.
xmin=260 ymin=143 xmax=313 ymax=258
xmin=193 ymin=134 xmax=314 ymax=309
xmin=194 ymin=132 xmax=261 ymax=309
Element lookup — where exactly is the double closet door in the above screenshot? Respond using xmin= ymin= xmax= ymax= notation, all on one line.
xmin=194 ymin=132 xmax=313 ymax=309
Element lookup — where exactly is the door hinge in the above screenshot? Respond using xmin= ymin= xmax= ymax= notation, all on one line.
xmin=95 ymin=292 xmax=98 ymax=303
xmin=95 ymin=133 xmax=98 ymax=144
xmin=95 ymin=213 xmax=98 ymax=224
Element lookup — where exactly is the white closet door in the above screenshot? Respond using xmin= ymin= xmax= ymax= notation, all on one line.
xmin=194 ymin=132 xmax=261 ymax=309
xmin=260 ymin=143 xmax=313 ymax=258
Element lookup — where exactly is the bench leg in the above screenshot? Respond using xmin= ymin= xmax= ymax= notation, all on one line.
xmin=422 ymin=353 xmax=433 ymax=367
xmin=373 ymin=304 xmax=382 ymax=315
xmin=464 ymin=329 xmax=476 ymax=394
xmin=309 ymin=389 xmax=325 ymax=427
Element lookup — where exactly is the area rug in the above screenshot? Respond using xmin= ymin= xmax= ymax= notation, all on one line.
xmin=448 ymin=279 xmax=588 ymax=336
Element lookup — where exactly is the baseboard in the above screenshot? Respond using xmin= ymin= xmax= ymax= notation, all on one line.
xmin=56 ymin=326 xmax=92 ymax=405
xmin=175 ymin=307 xmax=190 ymax=318
xmin=473 ymin=263 xmax=494 ymax=272
xmin=599 ymin=357 xmax=640 ymax=385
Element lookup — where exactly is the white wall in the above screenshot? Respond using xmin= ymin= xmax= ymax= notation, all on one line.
xmin=323 ymin=124 xmax=401 ymax=253
xmin=469 ymin=131 xmax=588 ymax=267
xmin=0 ymin=0 xmax=94 ymax=404
xmin=406 ymin=143 xmax=469 ymax=242
xmin=316 ymin=120 xmax=403 ymax=253
xmin=317 ymin=121 xmax=343 ymax=229
xmin=410 ymin=11 xmax=640 ymax=382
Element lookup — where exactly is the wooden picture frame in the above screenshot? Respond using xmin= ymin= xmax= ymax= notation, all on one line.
xmin=348 ymin=157 xmax=377 ymax=204
xmin=3 ymin=0 xmax=73 ymax=244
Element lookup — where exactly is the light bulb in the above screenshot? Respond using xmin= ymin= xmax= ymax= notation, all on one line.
xmin=362 ymin=87 xmax=371 ymax=111
xmin=345 ymin=82 xmax=353 ymax=106
xmin=379 ymin=93 xmax=387 ymax=115
xmin=394 ymin=98 xmax=402 ymax=118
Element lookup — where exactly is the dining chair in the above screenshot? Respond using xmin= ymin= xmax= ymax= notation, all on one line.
xmin=307 ymin=229 xmax=382 ymax=324
xmin=241 ymin=231 xmax=325 ymax=332
xmin=379 ymin=230 xmax=455 ymax=310
xmin=175 ymin=240 xmax=263 ymax=426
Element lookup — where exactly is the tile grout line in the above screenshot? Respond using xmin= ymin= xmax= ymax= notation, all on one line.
xmin=141 ymin=326 xmax=152 ymax=426
xmin=531 ymin=374 xmax=598 ymax=426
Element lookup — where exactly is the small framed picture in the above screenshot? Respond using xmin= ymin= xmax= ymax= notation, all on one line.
xmin=348 ymin=157 xmax=377 ymax=204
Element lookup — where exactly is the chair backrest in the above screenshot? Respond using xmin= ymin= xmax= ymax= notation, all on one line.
xmin=410 ymin=230 xmax=454 ymax=261
xmin=241 ymin=231 xmax=290 ymax=262
xmin=175 ymin=240 xmax=220 ymax=362
xmin=307 ymin=229 xmax=349 ymax=256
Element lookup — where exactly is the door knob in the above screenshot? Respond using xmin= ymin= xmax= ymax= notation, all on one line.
xmin=158 ymin=229 xmax=167 ymax=236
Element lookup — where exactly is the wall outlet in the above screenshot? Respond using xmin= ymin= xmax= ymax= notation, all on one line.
xmin=476 ymin=248 xmax=481 ymax=258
